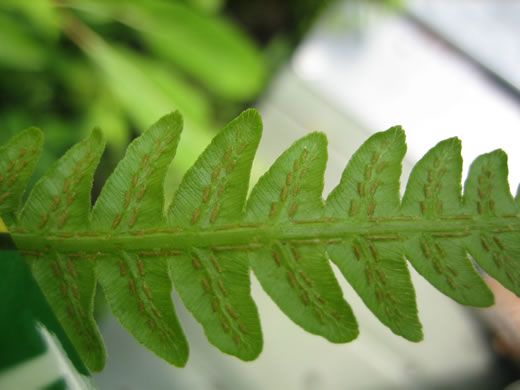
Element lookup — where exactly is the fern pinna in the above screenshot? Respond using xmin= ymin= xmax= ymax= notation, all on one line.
xmin=1 ymin=109 xmax=519 ymax=372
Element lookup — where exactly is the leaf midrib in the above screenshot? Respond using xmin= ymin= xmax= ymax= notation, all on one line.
xmin=13 ymin=215 xmax=520 ymax=253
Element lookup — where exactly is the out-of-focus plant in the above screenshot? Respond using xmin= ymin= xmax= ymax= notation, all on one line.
xmin=0 ymin=0 xmax=268 ymax=198
xmin=0 ymin=0 xmax=400 ymax=197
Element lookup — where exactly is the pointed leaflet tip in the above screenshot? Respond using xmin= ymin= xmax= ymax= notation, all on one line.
xmin=168 ymin=108 xmax=262 ymax=228
xmin=402 ymin=136 xmax=463 ymax=217
xmin=89 ymin=126 xmax=105 ymax=144
xmin=20 ymin=126 xmax=106 ymax=230
xmin=22 ymin=126 xmax=44 ymax=143
xmin=463 ymin=149 xmax=514 ymax=215
xmin=92 ymin=110 xmax=183 ymax=231
xmin=326 ymin=125 xmax=406 ymax=218
xmin=236 ymin=108 xmax=262 ymax=127
xmin=246 ymin=131 xmax=328 ymax=222
xmin=0 ymin=127 xmax=44 ymax=223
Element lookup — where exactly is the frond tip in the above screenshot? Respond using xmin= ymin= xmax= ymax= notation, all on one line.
xmin=2 ymin=109 xmax=519 ymax=372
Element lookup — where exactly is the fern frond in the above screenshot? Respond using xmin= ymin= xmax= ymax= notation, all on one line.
xmin=3 ymin=109 xmax=519 ymax=372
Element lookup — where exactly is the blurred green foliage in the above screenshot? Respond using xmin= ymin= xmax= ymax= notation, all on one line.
xmin=0 ymin=0 xmax=338 ymax=201
xmin=0 ymin=0 xmax=270 ymax=196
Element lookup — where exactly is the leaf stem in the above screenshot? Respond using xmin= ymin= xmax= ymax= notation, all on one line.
xmin=12 ymin=215 xmax=520 ymax=254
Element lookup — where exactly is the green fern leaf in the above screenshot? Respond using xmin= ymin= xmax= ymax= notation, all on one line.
xmin=3 ymin=109 xmax=520 ymax=372
xmin=462 ymin=150 xmax=520 ymax=296
xmin=245 ymin=132 xmax=358 ymax=342
xmin=167 ymin=109 xmax=263 ymax=360
xmin=18 ymin=128 xmax=106 ymax=372
xmin=91 ymin=112 xmax=189 ymax=367
xmin=325 ymin=127 xmax=422 ymax=342
xmin=401 ymin=138 xmax=494 ymax=307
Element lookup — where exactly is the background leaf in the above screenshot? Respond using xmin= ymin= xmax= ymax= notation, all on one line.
xmin=126 ymin=1 xmax=267 ymax=101
xmin=81 ymin=37 xmax=215 ymax=175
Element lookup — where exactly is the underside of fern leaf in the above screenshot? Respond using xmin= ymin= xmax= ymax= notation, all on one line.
xmin=2 ymin=109 xmax=519 ymax=372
